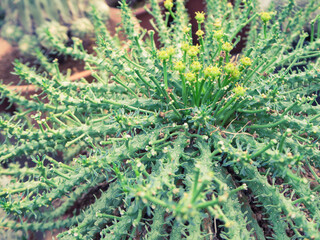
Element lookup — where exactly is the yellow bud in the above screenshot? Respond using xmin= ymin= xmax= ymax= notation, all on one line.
xmin=187 ymin=45 xmax=200 ymax=57
xmin=195 ymin=11 xmax=205 ymax=23
xmin=164 ymin=0 xmax=173 ymax=10
xmin=260 ymin=12 xmax=273 ymax=23
xmin=222 ymin=42 xmax=233 ymax=52
xmin=240 ymin=57 xmax=252 ymax=67
xmin=184 ymin=72 xmax=196 ymax=82
xmin=233 ymin=84 xmax=246 ymax=97
xmin=196 ymin=29 xmax=204 ymax=37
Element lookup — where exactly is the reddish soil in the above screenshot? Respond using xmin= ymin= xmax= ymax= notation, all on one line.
xmin=0 ymin=38 xmax=21 ymax=85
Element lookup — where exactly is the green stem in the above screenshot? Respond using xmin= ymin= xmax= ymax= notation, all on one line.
xmin=134 ymin=69 xmax=153 ymax=88
xmin=210 ymin=88 xmax=226 ymax=109
xmin=215 ymin=96 xmax=236 ymax=117
xmin=103 ymin=99 xmax=155 ymax=114
xmin=163 ymin=60 xmax=168 ymax=89
xmin=309 ymin=112 xmax=320 ymax=122
xmin=220 ymin=101 xmax=243 ymax=126
xmin=279 ymin=130 xmax=290 ymax=153
xmin=144 ymin=194 xmax=168 ymax=207
xmin=65 ymin=133 xmax=86 ymax=148
xmin=169 ymin=9 xmax=176 ymax=20
xmin=201 ymin=82 xmax=215 ymax=105
xmin=230 ymin=13 xmax=258 ymax=40
xmin=225 ymin=52 xmax=230 ymax=63
xmin=281 ymin=101 xmax=298 ymax=117
xmin=248 ymin=119 xmax=286 ymax=129
xmin=237 ymin=108 xmax=268 ymax=114
xmin=250 ymin=140 xmax=276 ymax=159
xmin=180 ymin=73 xmax=187 ymax=106
xmin=306 ymin=162 xmax=320 ymax=183
xmin=243 ymin=62 xmax=264 ymax=85
xmin=165 ymin=12 xmax=170 ymax=26
xmin=191 ymin=182 xmax=208 ymax=204
xmin=96 ymin=213 xmax=122 ymax=220
xmin=318 ymin=17 xmax=320 ymax=40
xmin=311 ymin=21 xmax=315 ymax=43
xmin=45 ymin=155 xmax=75 ymax=171
xmin=123 ymin=55 xmax=145 ymax=70
xmin=292 ymin=197 xmax=307 ymax=205
xmin=52 ymin=169 xmax=71 ymax=180
xmin=0 ymin=182 xmax=46 ymax=197
xmin=228 ymin=184 xmax=247 ymax=195
xmin=292 ymin=133 xmax=310 ymax=143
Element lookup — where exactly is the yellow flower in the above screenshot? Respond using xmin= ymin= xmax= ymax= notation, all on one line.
xmin=167 ymin=46 xmax=175 ymax=57
xmin=260 ymin=12 xmax=272 ymax=23
xmin=240 ymin=57 xmax=252 ymax=67
xmin=195 ymin=11 xmax=205 ymax=23
xmin=191 ymin=61 xmax=202 ymax=72
xmin=184 ymin=72 xmax=196 ymax=82
xmin=204 ymin=66 xmax=221 ymax=78
xmin=174 ymin=61 xmax=186 ymax=72
xmin=196 ymin=29 xmax=204 ymax=37
xmin=187 ymin=45 xmax=200 ymax=57
xmin=213 ymin=29 xmax=224 ymax=40
xmin=181 ymin=42 xmax=189 ymax=52
xmin=224 ymin=62 xmax=235 ymax=73
xmin=183 ymin=26 xmax=190 ymax=33
xmin=231 ymin=68 xmax=240 ymax=79
xmin=222 ymin=42 xmax=233 ymax=52
xmin=164 ymin=0 xmax=173 ymax=10
xmin=158 ymin=47 xmax=175 ymax=60
xmin=224 ymin=62 xmax=240 ymax=78
xmin=233 ymin=84 xmax=246 ymax=97
xmin=158 ymin=49 xmax=169 ymax=60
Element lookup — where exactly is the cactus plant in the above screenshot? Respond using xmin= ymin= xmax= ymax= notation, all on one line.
xmin=0 ymin=0 xmax=320 ymax=239
xmin=0 ymin=0 xmax=109 ymax=51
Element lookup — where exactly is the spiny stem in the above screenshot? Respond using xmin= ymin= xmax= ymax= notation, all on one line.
xmin=250 ymin=140 xmax=277 ymax=159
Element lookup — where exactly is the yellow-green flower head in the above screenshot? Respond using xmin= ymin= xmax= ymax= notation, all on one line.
xmin=181 ymin=42 xmax=189 ymax=52
xmin=191 ymin=61 xmax=202 ymax=72
xmin=174 ymin=61 xmax=186 ymax=72
xmin=183 ymin=26 xmax=190 ymax=33
xmin=224 ymin=62 xmax=235 ymax=73
xmin=195 ymin=11 xmax=205 ymax=24
xmin=231 ymin=68 xmax=240 ymax=78
xmin=164 ymin=0 xmax=173 ymax=10
xmin=158 ymin=49 xmax=169 ymax=60
xmin=204 ymin=66 xmax=221 ymax=78
xmin=213 ymin=29 xmax=224 ymax=40
xmin=260 ymin=12 xmax=272 ymax=23
xmin=184 ymin=72 xmax=196 ymax=82
xmin=240 ymin=57 xmax=252 ymax=67
xmin=167 ymin=46 xmax=175 ymax=57
xmin=224 ymin=62 xmax=240 ymax=78
xmin=187 ymin=45 xmax=200 ymax=57
xmin=222 ymin=42 xmax=233 ymax=52
xmin=233 ymin=84 xmax=246 ymax=97
xmin=196 ymin=29 xmax=204 ymax=37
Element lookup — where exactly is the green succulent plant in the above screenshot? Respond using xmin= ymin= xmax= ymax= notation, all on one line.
xmin=0 ymin=0 xmax=320 ymax=239
xmin=0 ymin=0 xmax=109 ymax=52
